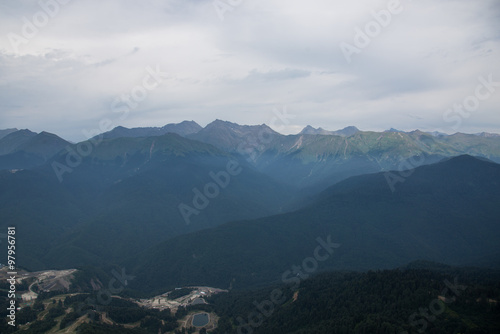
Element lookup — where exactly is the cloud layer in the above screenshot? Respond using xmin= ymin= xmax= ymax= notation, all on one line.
xmin=0 ymin=0 xmax=499 ymax=141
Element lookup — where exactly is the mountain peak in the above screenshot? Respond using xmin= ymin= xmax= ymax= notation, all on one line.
xmin=206 ymin=119 xmax=237 ymax=127
xmin=19 ymin=131 xmax=69 ymax=156
xmin=439 ymin=154 xmax=493 ymax=166
xmin=299 ymin=125 xmax=331 ymax=135
xmin=0 ymin=128 xmax=19 ymax=140
xmin=0 ymin=129 xmax=38 ymax=155
xmin=161 ymin=120 xmax=201 ymax=130
xmin=385 ymin=128 xmax=403 ymax=133
xmin=205 ymin=120 xmax=273 ymax=132
xmin=97 ymin=121 xmax=202 ymax=140
xmin=475 ymin=132 xmax=500 ymax=138
xmin=335 ymin=126 xmax=359 ymax=137
xmin=428 ymin=131 xmax=448 ymax=137
xmin=160 ymin=120 xmax=202 ymax=135
xmin=38 ymin=131 xmax=62 ymax=138
xmin=299 ymin=125 xmax=359 ymax=137
xmin=189 ymin=120 xmax=278 ymax=153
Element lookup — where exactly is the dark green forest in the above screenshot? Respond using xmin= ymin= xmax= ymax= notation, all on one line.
xmin=210 ymin=265 xmax=500 ymax=334
xmin=1 ymin=264 xmax=498 ymax=333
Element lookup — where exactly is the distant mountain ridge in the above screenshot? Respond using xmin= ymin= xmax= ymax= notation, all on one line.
xmin=0 ymin=129 xmax=37 ymax=155
xmin=187 ymin=119 xmax=278 ymax=153
xmin=0 ymin=130 xmax=69 ymax=170
xmin=475 ymin=132 xmax=500 ymax=138
xmin=96 ymin=120 xmax=202 ymax=139
xmin=300 ymin=125 xmax=359 ymax=137
xmin=2 ymin=122 xmax=500 ymax=191
xmin=2 ymin=122 xmax=499 ymax=144
xmin=0 ymin=128 xmax=18 ymax=140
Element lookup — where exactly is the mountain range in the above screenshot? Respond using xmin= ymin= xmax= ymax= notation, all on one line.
xmin=2 ymin=120 xmax=500 ymax=191
xmin=96 ymin=120 xmax=202 ymax=140
xmin=0 ymin=121 xmax=499 ymax=295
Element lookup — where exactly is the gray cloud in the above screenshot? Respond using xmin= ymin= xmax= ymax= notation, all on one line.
xmin=242 ymin=68 xmax=311 ymax=83
xmin=0 ymin=0 xmax=499 ymax=141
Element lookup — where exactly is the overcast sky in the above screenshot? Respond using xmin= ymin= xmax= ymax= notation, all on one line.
xmin=0 ymin=0 xmax=499 ymax=141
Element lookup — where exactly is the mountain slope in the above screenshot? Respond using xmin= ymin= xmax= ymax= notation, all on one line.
xmin=18 ymin=131 xmax=69 ymax=158
xmin=0 ymin=128 xmax=18 ymax=140
xmin=187 ymin=120 xmax=279 ymax=154
xmin=299 ymin=125 xmax=359 ymax=136
xmin=128 ymin=155 xmax=500 ymax=292
xmin=0 ymin=130 xmax=69 ymax=170
xmin=0 ymin=129 xmax=37 ymax=155
xmin=0 ymin=169 xmax=85 ymax=269
xmin=9 ymin=133 xmax=296 ymax=269
xmin=210 ymin=266 xmax=500 ymax=334
xmin=254 ymin=130 xmax=447 ymax=189
xmin=97 ymin=120 xmax=202 ymax=140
